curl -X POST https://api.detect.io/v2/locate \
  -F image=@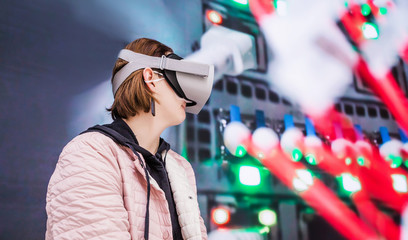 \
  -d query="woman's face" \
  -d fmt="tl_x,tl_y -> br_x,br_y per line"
153,71 -> 187,126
